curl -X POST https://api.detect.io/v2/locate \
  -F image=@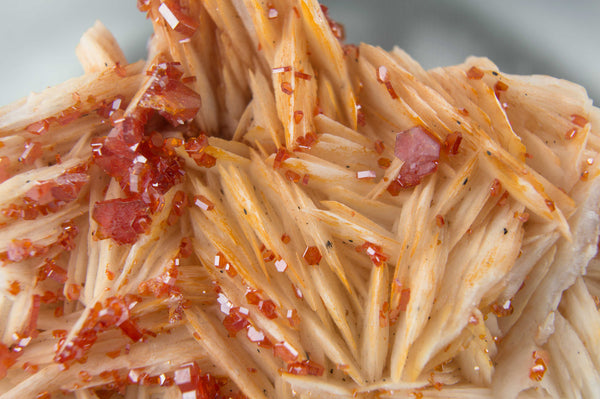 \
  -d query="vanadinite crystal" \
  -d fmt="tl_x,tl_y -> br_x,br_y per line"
92,198 -> 151,245
158,0 -> 199,38
24,165 -> 89,209
303,246 -> 322,265
54,296 -> 143,364
287,359 -> 324,376
392,126 -> 441,189
222,307 -> 250,336
140,61 -> 201,125
174,362 -> 222,399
